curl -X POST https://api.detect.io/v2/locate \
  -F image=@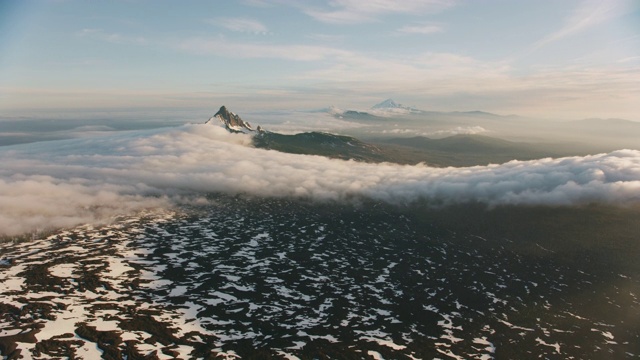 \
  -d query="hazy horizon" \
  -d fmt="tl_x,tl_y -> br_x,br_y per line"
1,0 -> 639,120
